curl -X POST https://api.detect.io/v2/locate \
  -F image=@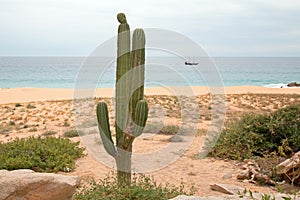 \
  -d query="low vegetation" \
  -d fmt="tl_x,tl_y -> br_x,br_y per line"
0,136 -> 85,172
42,130 -> 57,136
63,129 -> 81,138
75,173 -> 195,200
210,104 -> 300,160
15,103 -> 22,107
143,123 -> 194,135
26,103 -> 36,109
210,104 -> 300,190
237,189 -> 297,200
